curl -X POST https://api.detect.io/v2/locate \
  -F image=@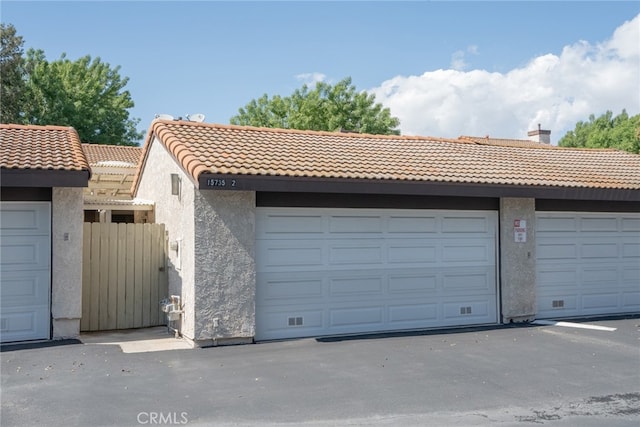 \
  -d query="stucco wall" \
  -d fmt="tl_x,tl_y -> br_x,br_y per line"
135,137 -> 196,339
193,190 -> 256,345
500,197 -> 536,322
51,187 -> 84,338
